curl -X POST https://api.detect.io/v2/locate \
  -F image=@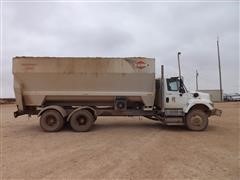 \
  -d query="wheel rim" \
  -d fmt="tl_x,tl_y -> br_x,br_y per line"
76,116 -> 87,126
190,115 -> 203,127
46,115 -> 57,127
